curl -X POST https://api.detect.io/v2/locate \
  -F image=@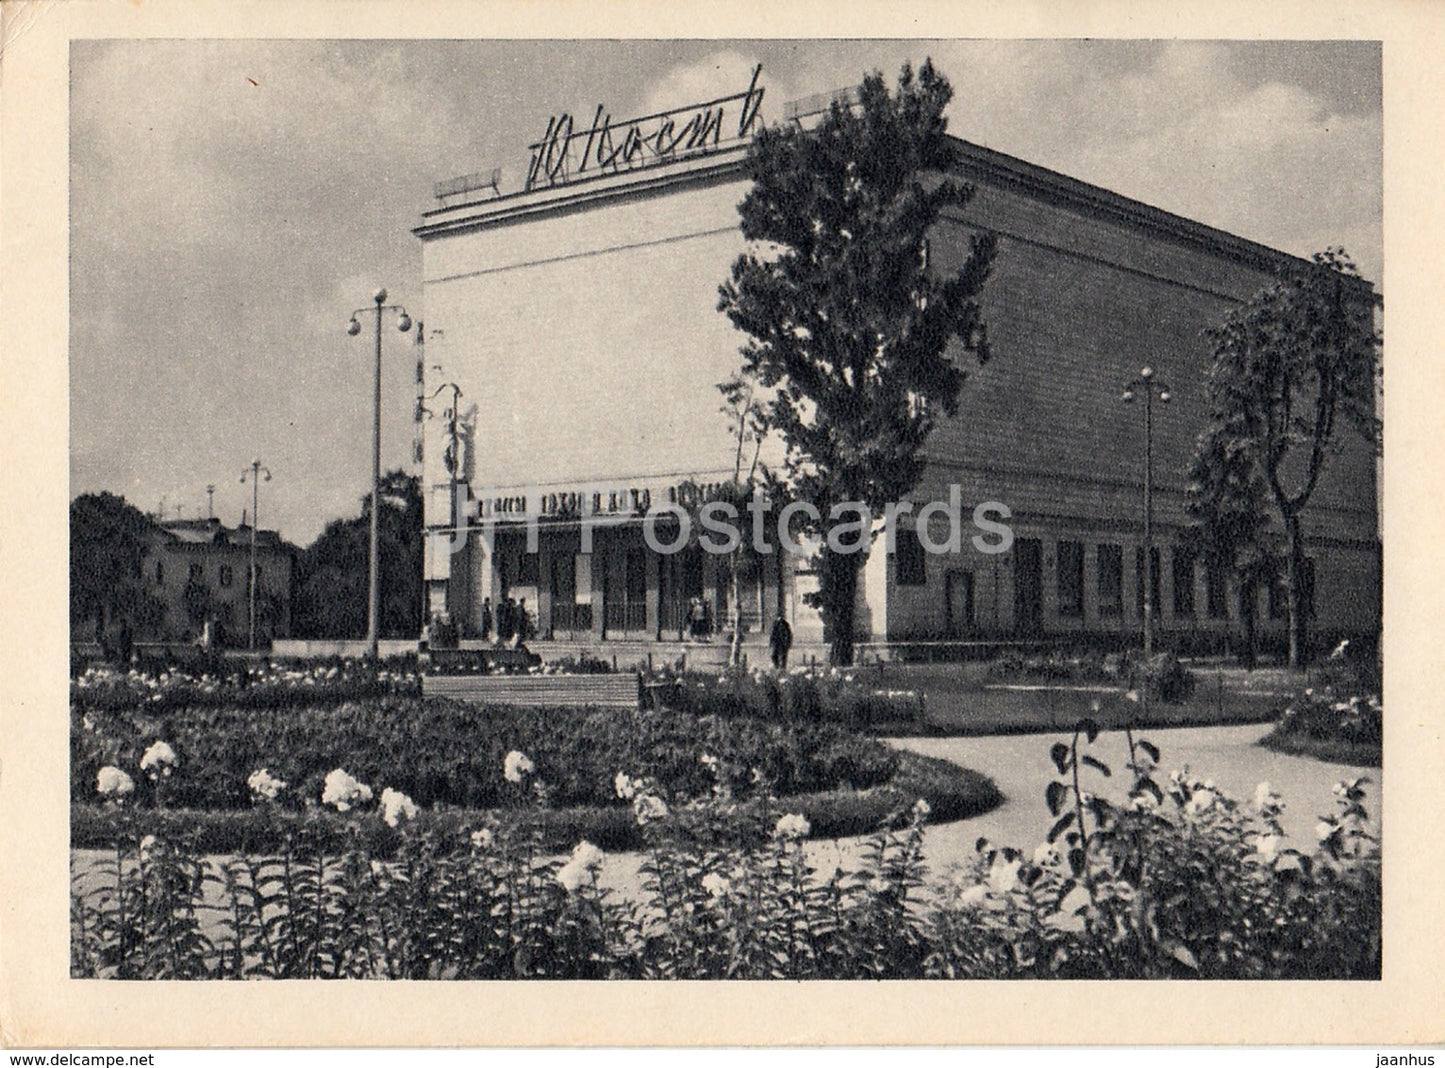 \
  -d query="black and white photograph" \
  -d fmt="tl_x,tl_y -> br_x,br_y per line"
1,0 -> 1440,1051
